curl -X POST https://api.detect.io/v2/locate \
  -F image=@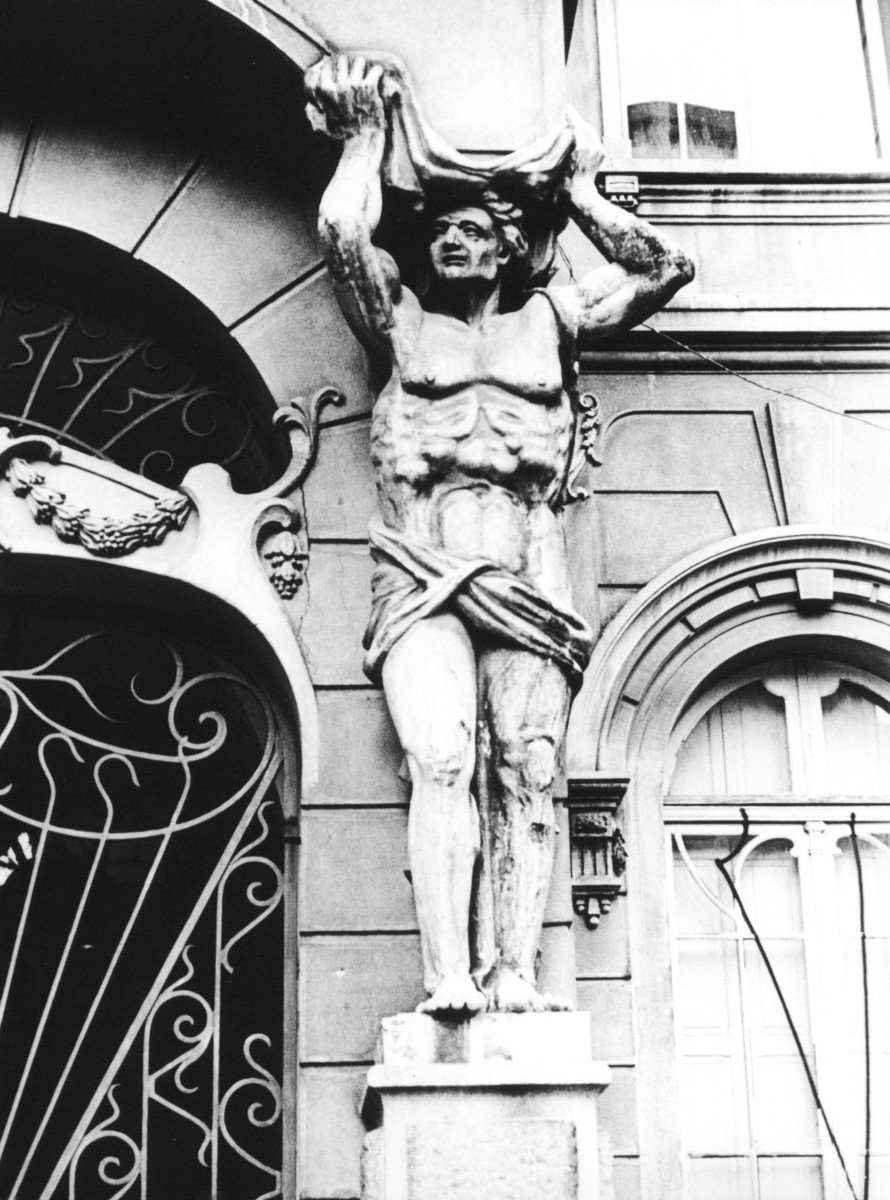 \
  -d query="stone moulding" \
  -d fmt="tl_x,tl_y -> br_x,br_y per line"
201,0 -> 329,71
567,524 -> 890,779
